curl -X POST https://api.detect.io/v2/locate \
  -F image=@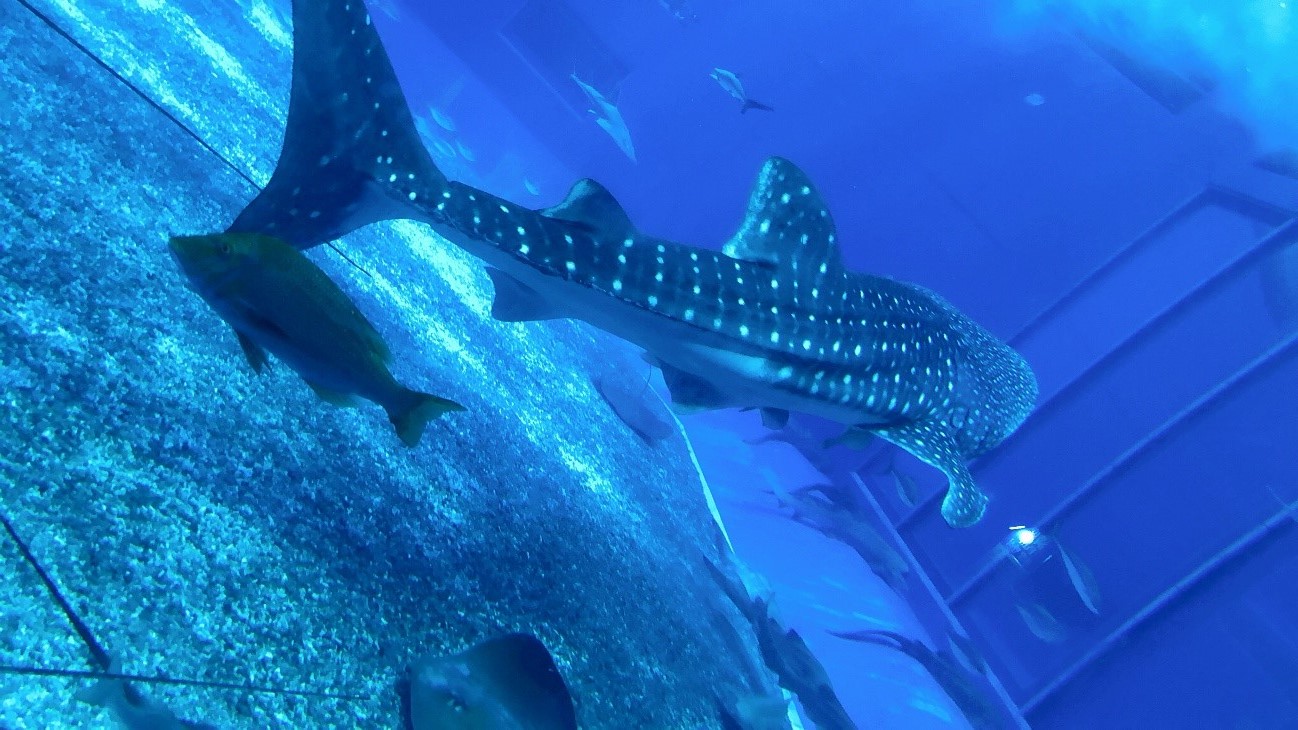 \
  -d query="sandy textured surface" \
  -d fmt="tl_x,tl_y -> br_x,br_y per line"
0,1 -> 769,726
